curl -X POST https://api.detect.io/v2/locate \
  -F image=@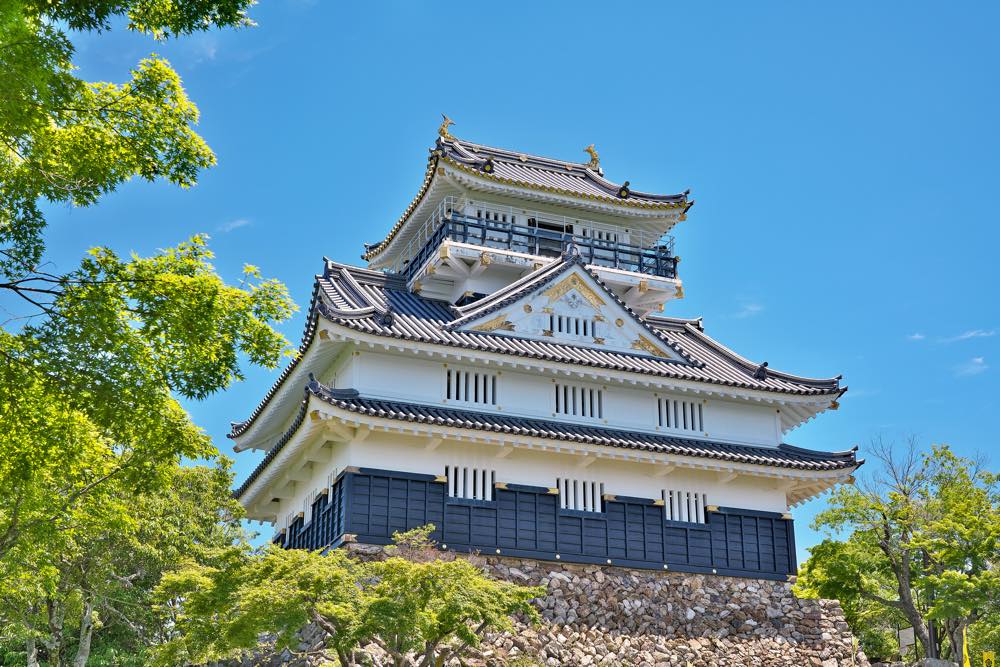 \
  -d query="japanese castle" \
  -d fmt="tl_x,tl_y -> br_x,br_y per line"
231,119 -> 861,581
